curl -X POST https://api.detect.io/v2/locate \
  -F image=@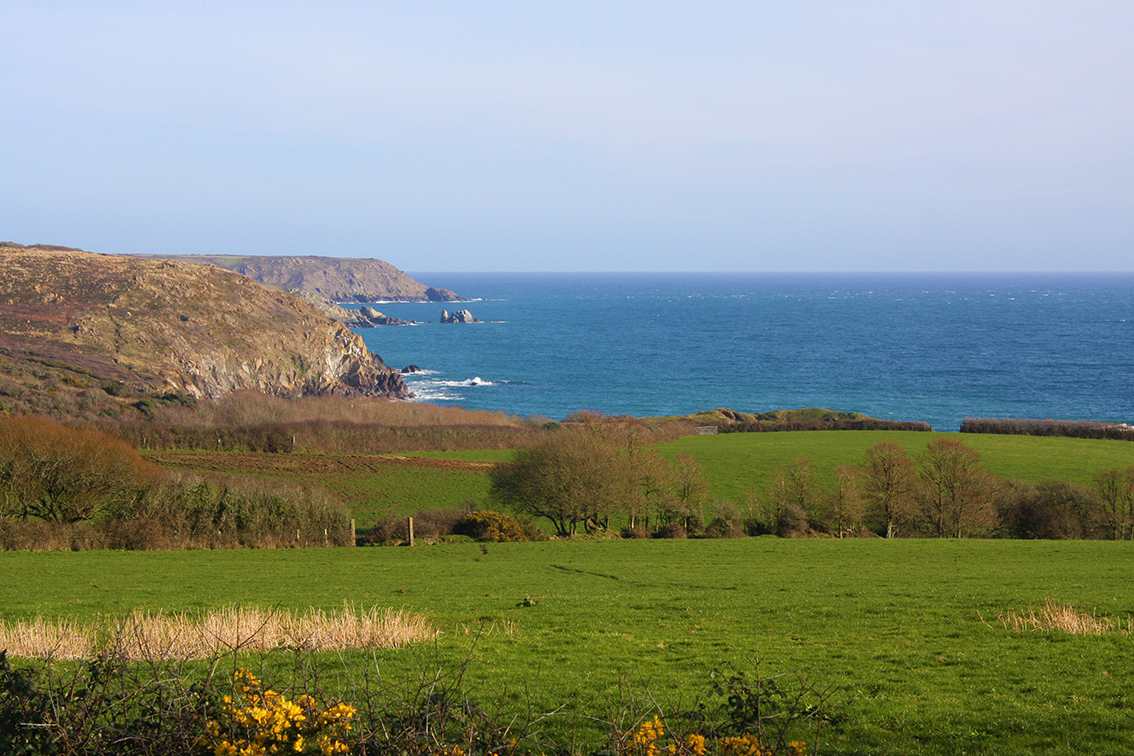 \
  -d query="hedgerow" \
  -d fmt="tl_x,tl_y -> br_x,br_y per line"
0,647 -> 829,756
0,417 -> 352,550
